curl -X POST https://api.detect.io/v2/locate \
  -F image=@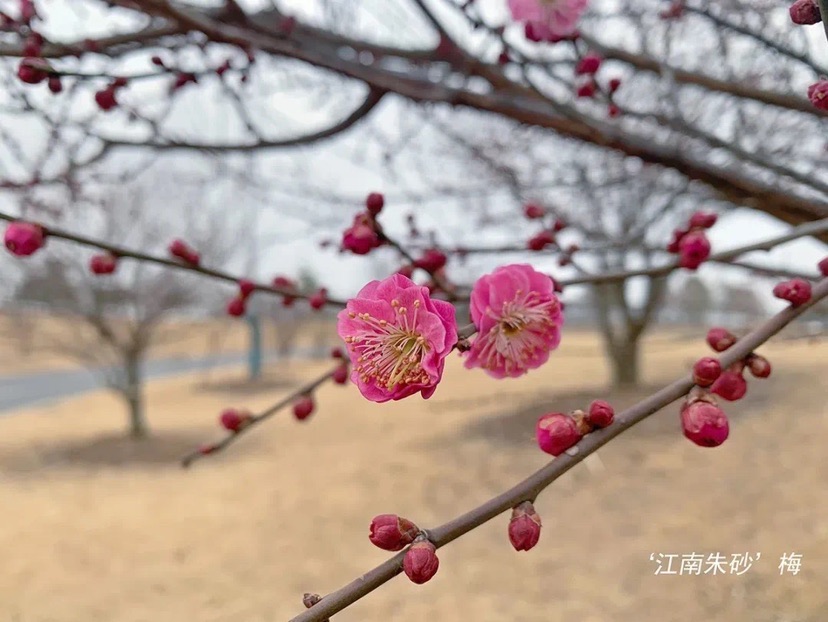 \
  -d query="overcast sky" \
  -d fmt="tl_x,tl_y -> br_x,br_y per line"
0,0 -> 825,312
